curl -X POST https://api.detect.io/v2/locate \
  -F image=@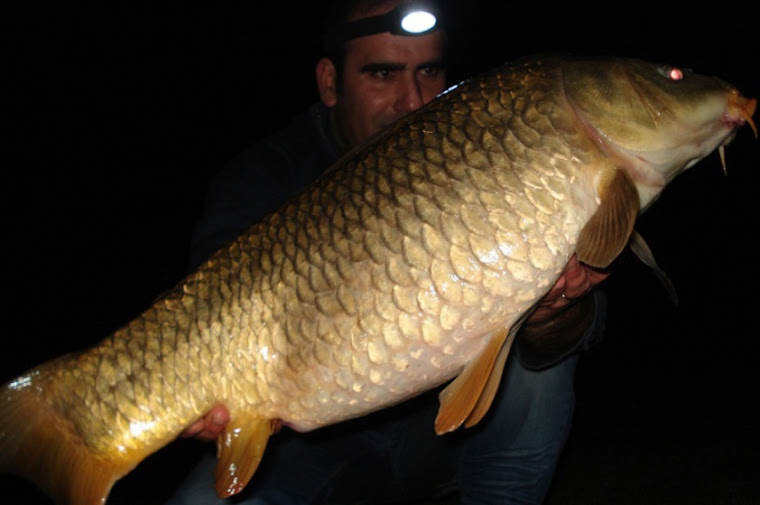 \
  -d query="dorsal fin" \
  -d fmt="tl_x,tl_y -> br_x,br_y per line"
576,169 -> 640,268
435,326 -> 516,435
